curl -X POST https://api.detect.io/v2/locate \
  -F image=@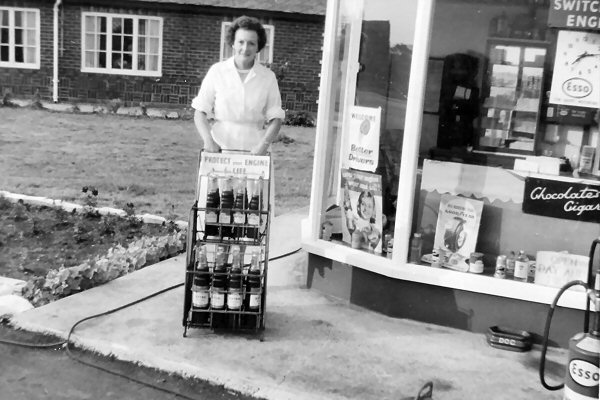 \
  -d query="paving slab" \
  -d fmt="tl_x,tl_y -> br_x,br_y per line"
8,210 -> 567,400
